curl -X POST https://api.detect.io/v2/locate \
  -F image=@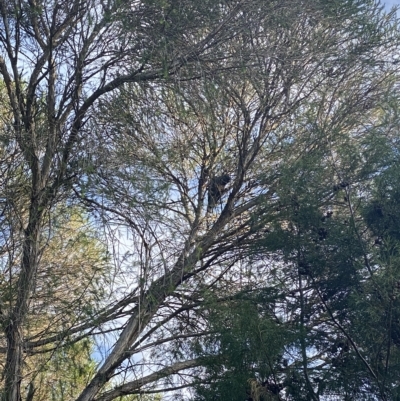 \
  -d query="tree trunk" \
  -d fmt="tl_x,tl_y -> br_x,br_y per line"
3,326 -> 22,401
3,198 -> 43,401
